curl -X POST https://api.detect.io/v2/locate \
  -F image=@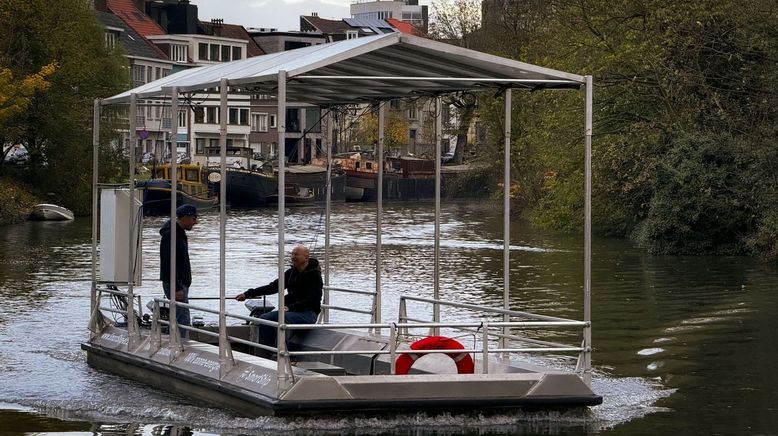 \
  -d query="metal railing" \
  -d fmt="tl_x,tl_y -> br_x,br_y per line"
95,285 -> 589,378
